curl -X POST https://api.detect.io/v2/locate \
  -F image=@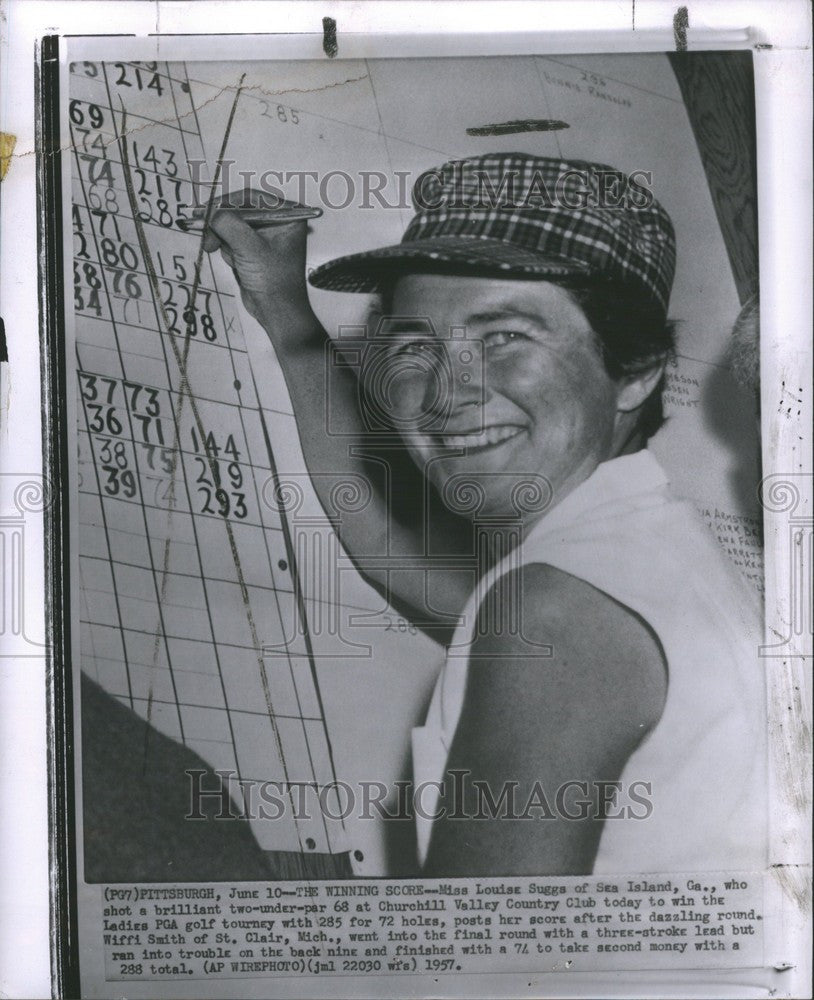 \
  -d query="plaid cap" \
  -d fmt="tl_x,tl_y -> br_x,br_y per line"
308,153 -> 676,314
